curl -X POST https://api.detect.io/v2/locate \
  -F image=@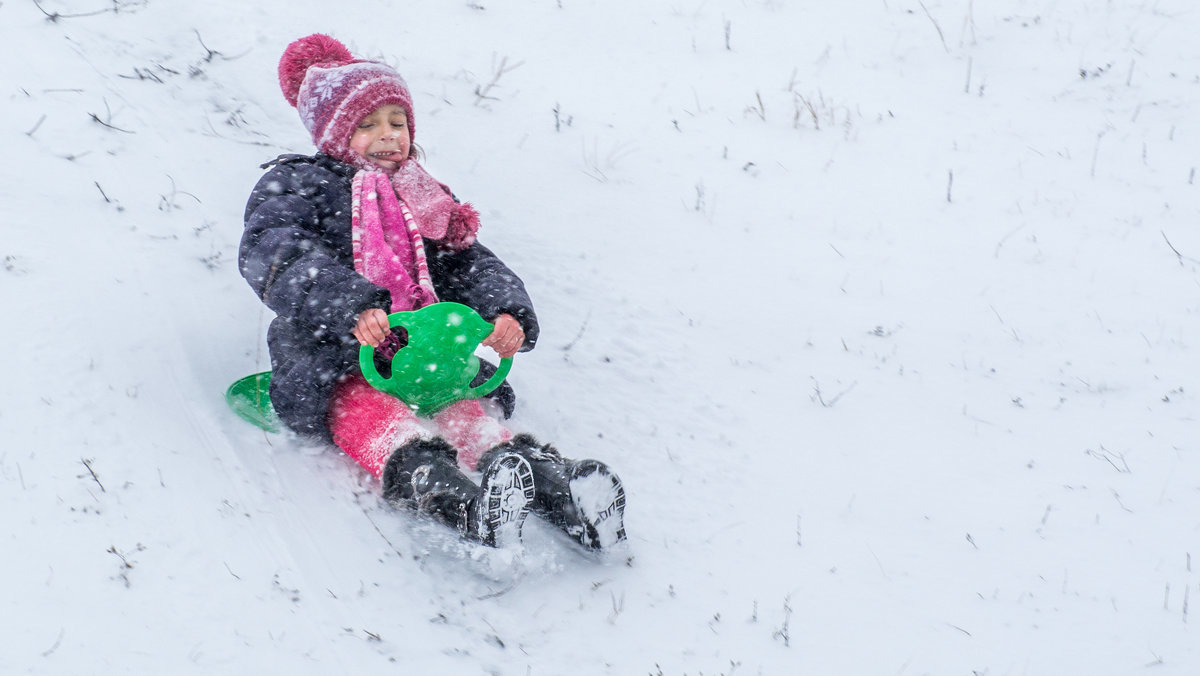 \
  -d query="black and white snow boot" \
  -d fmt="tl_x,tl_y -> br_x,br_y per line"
480,434 -> 627,550
382,437 -> 535,547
